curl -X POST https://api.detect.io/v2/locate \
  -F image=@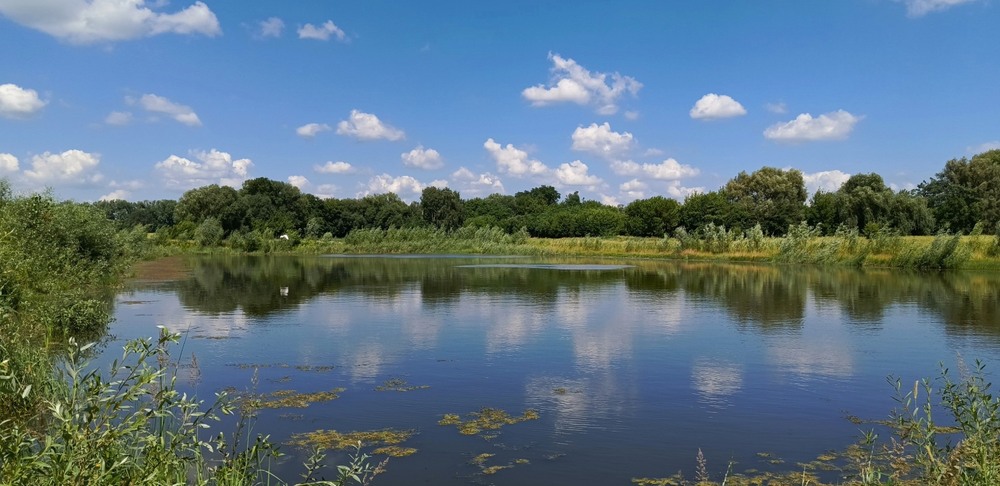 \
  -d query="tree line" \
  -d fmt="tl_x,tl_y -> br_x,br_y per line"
91,149 -> 1000,242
